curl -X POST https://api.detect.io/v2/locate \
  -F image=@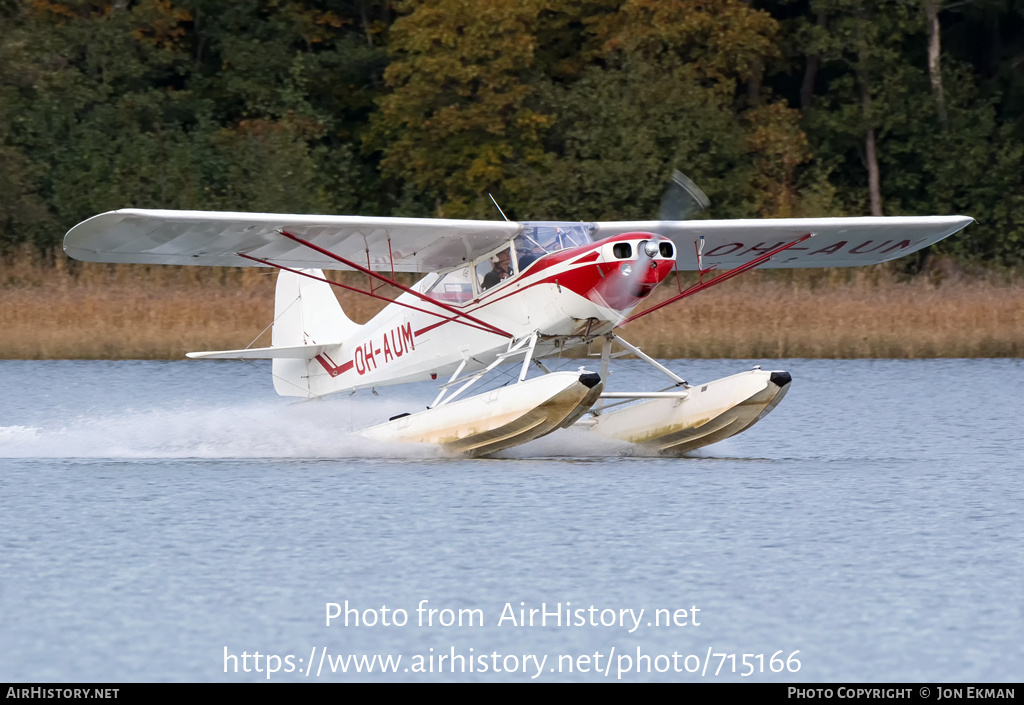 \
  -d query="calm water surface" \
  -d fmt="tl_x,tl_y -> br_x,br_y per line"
1,358 -> 1021,682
